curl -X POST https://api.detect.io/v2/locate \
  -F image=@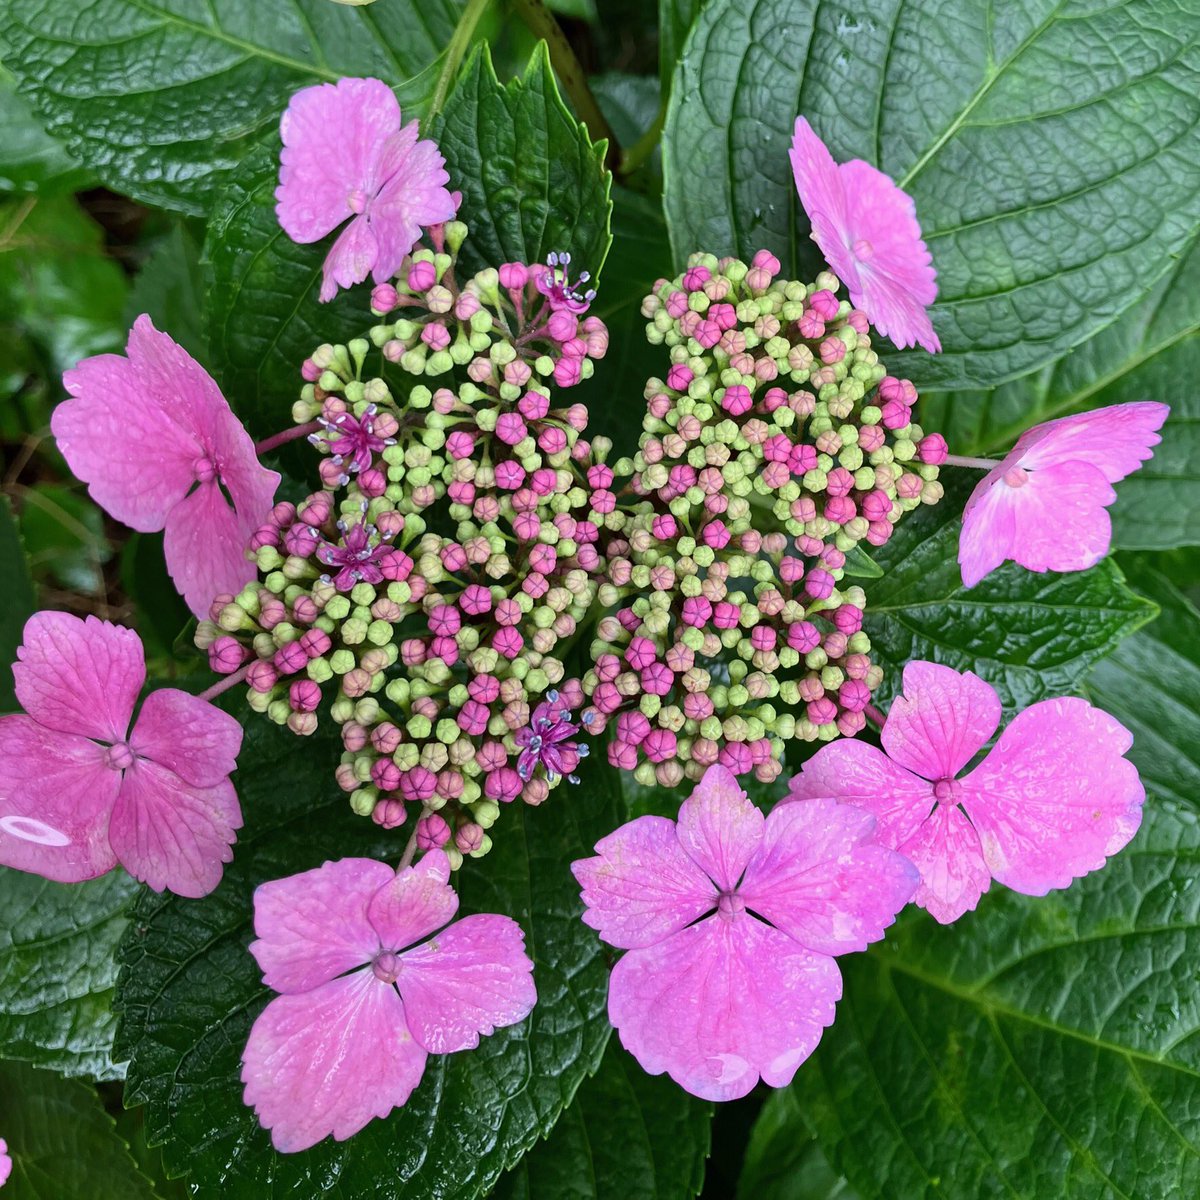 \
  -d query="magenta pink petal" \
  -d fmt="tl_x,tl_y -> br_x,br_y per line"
162,479 -> 256,620
958,469 -> 1020,588
896,804 -> 992,924
0,715 -> 119,883
739,799 -> 918,955
396,913 -> 536,1054
0,1136 -> 9,1187
1019,402 -> 1169,483
962,697 -> 1144,896
571,815 -> 715,950
789,117 -> 849,263
207,404 -> 281,550
883,661 -> 1001,781
13,612 -> 143,743
129,688 -> 242,788
370,133 -> 456,284
108,761 -> 241,898
675,764 -> 764,892
249,858 -> 395,994
366,850 -> 459,951
241,971 -> 425,1153
320,213 -> 379,302
608,916 -> 841,1102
